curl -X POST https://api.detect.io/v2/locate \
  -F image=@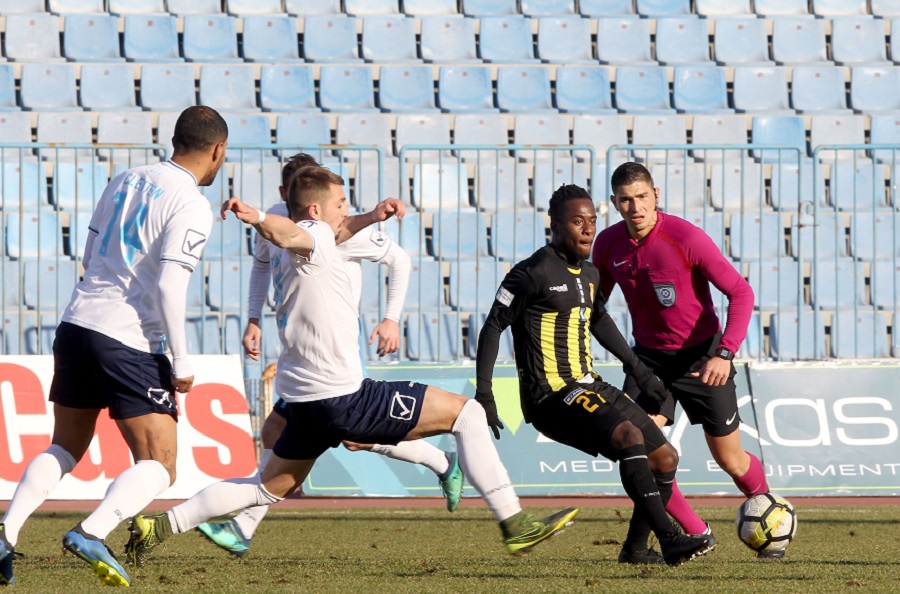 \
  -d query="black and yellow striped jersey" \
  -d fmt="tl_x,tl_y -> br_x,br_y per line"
478,245 -> 607,420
